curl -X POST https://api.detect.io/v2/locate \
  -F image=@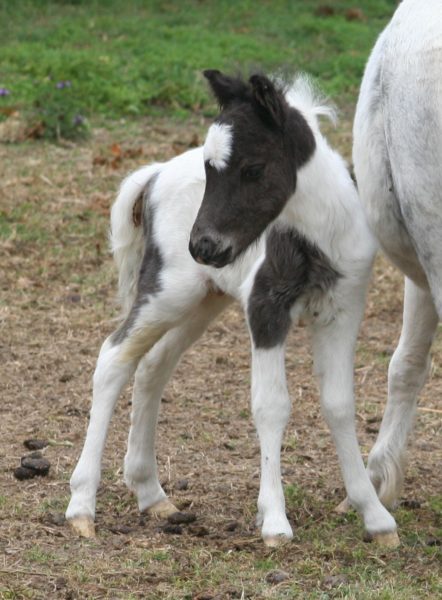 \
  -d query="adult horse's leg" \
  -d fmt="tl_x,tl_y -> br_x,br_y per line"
124,293 -> 231,517
311,311 -> 399,547
251,344 -> 293,546
367,278 -> 438,506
